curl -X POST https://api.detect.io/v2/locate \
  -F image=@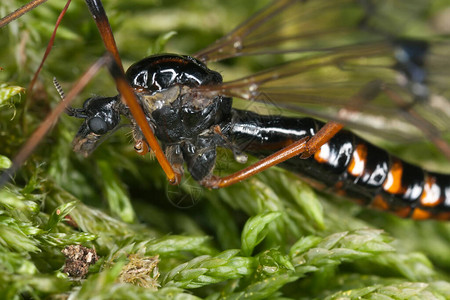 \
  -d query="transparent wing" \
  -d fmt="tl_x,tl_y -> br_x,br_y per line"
193,42 -> 450,155
193,0 -> 433,62
192,0 -> 450,157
